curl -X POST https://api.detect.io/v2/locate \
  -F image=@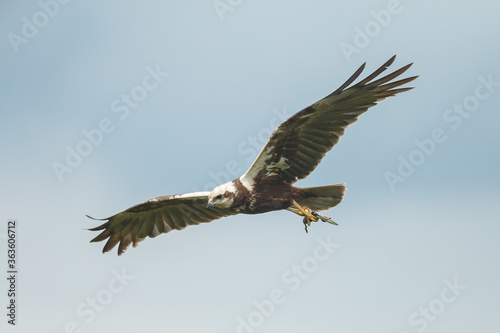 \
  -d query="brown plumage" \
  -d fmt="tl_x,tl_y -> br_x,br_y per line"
88,55 -> 417,255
